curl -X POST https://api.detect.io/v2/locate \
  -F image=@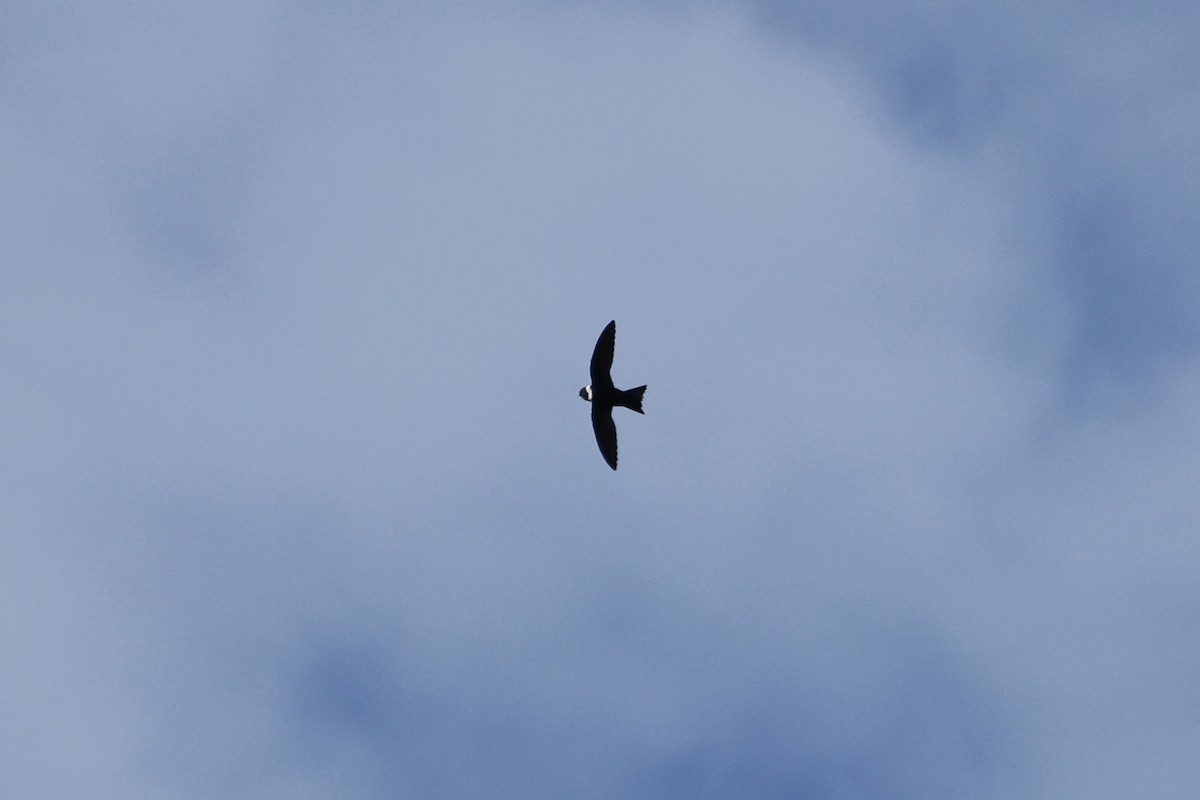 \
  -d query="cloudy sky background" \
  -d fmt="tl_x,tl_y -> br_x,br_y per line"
4,1 -> 1199,797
